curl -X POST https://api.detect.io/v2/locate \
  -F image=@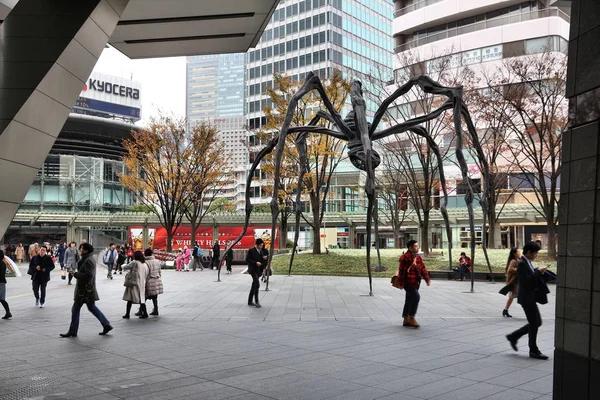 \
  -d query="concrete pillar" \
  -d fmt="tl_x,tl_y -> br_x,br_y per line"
348,224 -> 355,249
67,224 -> 75,243
0,0 -> 130,239
142,225 -> 149,249
554,2 -> 600,398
